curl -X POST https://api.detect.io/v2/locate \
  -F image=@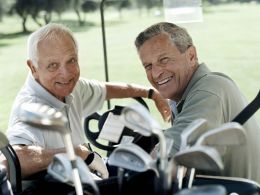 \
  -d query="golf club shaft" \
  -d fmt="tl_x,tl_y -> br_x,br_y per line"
177,166 -> 184,189
157,130 -> 167,170
63,133 -> 83,195
188,168 -> 195,188
156,130 -> 169,193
